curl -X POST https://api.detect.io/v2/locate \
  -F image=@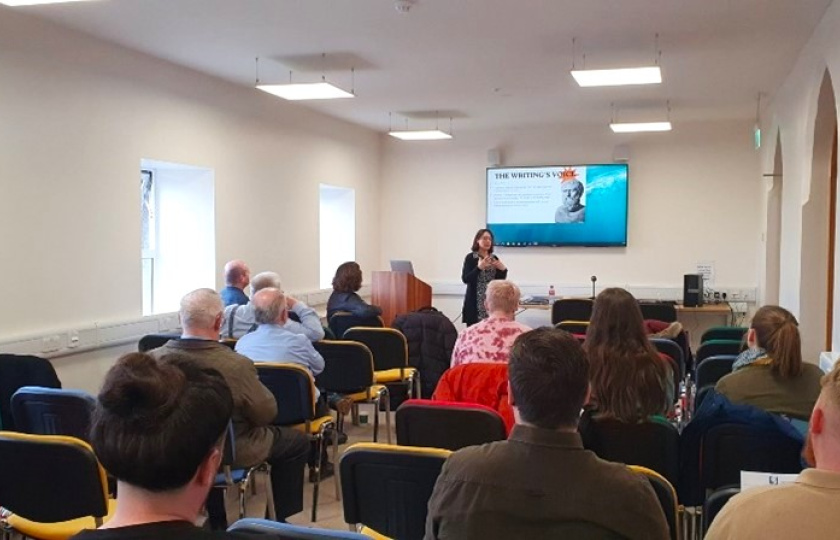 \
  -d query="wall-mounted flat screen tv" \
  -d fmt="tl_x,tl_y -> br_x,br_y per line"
486,164 -> 629,247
